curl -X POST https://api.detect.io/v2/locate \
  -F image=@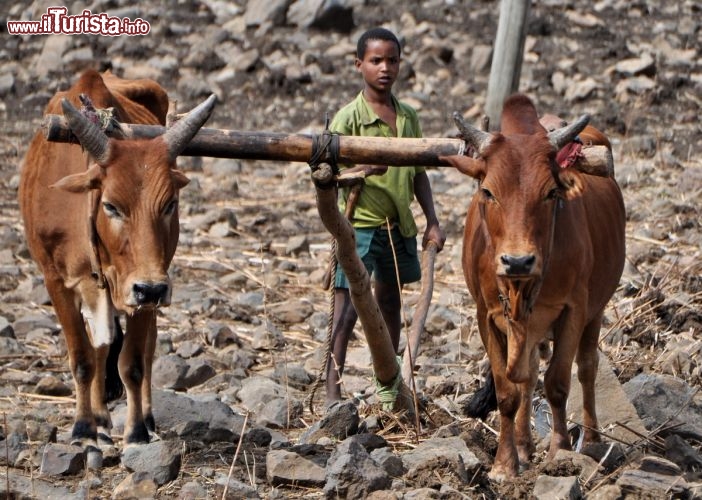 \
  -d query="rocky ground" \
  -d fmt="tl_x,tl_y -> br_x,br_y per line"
1,0 -> 701,498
